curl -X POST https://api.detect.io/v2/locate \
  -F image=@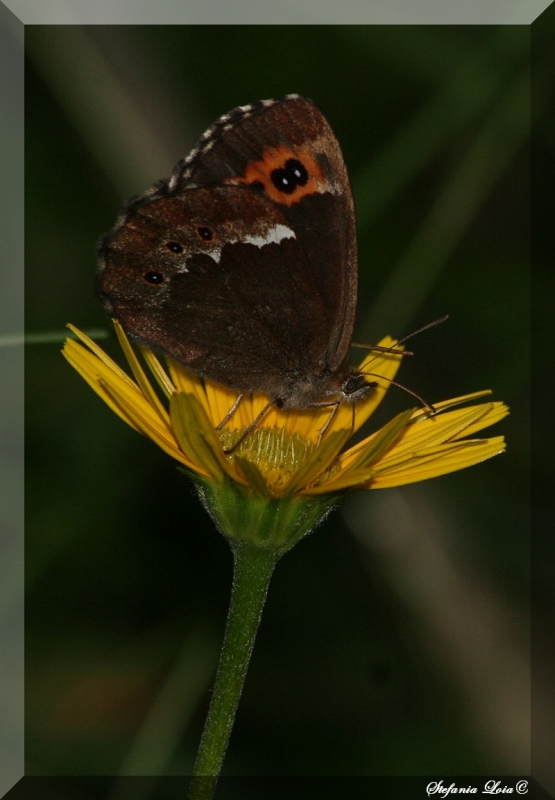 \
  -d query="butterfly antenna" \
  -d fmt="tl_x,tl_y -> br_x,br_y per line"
396,315 -> 449,347
351,341 -> 414,356
352,315 -> 449,357
362,371 -> 437,413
